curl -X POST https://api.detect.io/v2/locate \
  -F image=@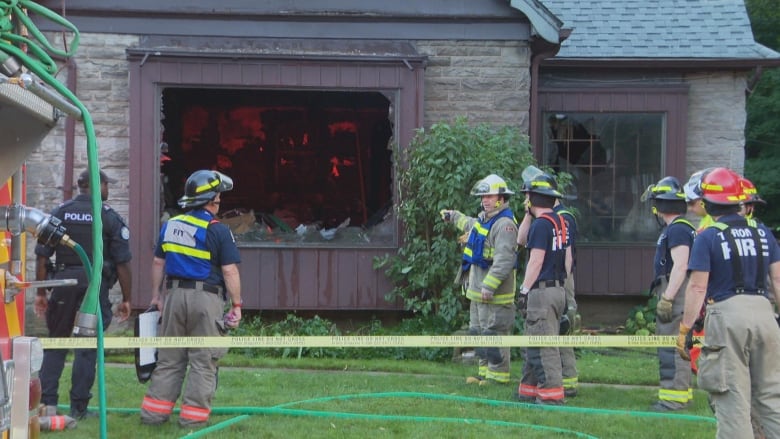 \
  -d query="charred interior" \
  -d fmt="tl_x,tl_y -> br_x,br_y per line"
160,88 -> 395,245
